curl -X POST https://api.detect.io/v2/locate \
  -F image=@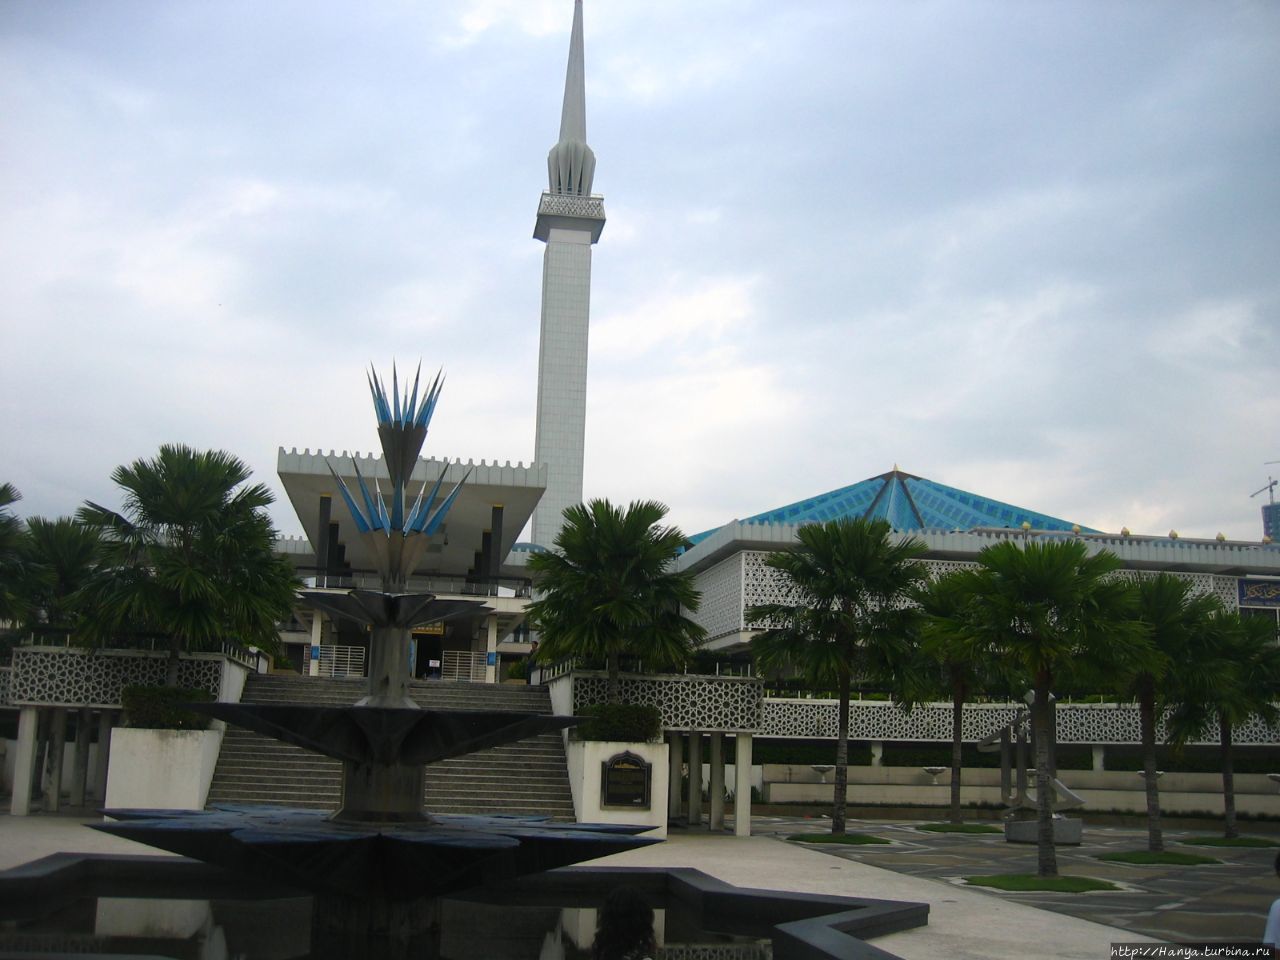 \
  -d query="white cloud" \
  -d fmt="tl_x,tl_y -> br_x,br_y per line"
593,276 -> 758,358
